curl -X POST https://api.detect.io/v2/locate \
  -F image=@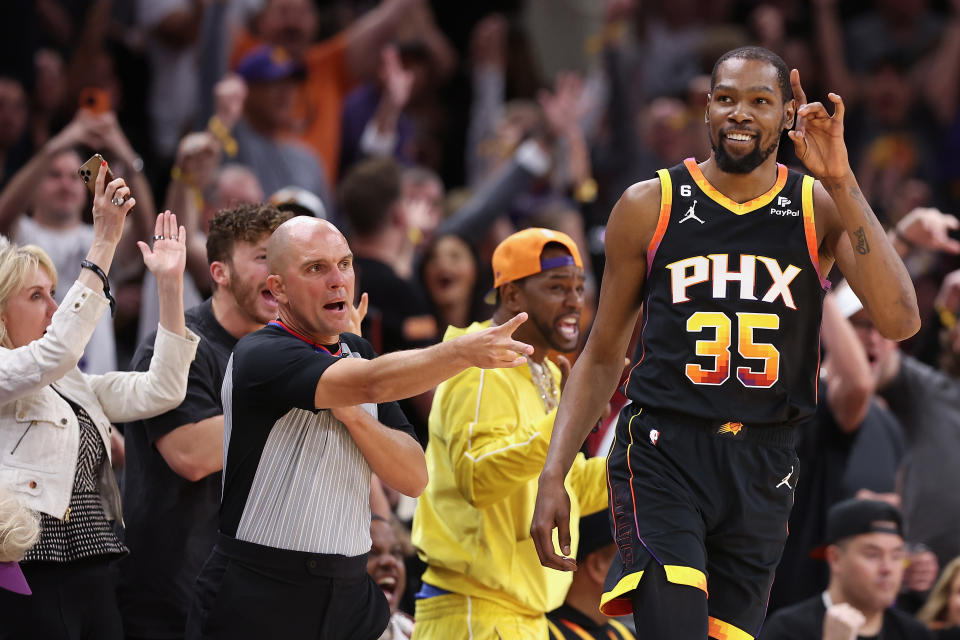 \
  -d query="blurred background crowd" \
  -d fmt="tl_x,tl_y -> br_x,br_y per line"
1,0 -> 960,637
